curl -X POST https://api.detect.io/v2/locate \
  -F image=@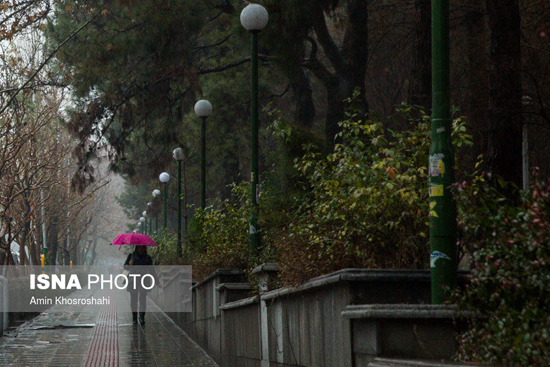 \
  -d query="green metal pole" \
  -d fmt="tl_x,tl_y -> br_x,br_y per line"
249,30 -> 261,256
430,0 -> 457,304
156,214 -> 159,235
163,183 -> 168,233
183,159 -> 189,241
201,117 -> 206,210
178,159 -> 182,257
